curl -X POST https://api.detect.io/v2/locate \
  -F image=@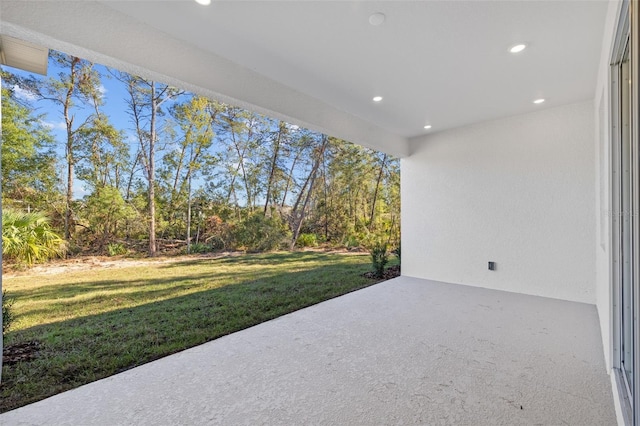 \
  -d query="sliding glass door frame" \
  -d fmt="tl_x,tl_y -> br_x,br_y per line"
611,1 -> 640,425
612,1 -> 640,424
